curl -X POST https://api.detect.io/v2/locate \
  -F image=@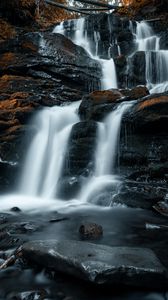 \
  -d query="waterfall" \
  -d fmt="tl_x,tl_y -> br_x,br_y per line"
53,18 -> 118,90
53,21 -> 65,35
79,101 -> 134,204
136,21 -> 160,51
19,102 -> 80,199
95,102 -> 133,176
134,21 -> 168,93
